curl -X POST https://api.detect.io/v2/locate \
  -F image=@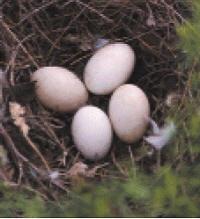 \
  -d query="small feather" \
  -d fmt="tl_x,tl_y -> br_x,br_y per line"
94,38 -> 110,50
149,118 -> 160,135
144,120 -> 176,150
